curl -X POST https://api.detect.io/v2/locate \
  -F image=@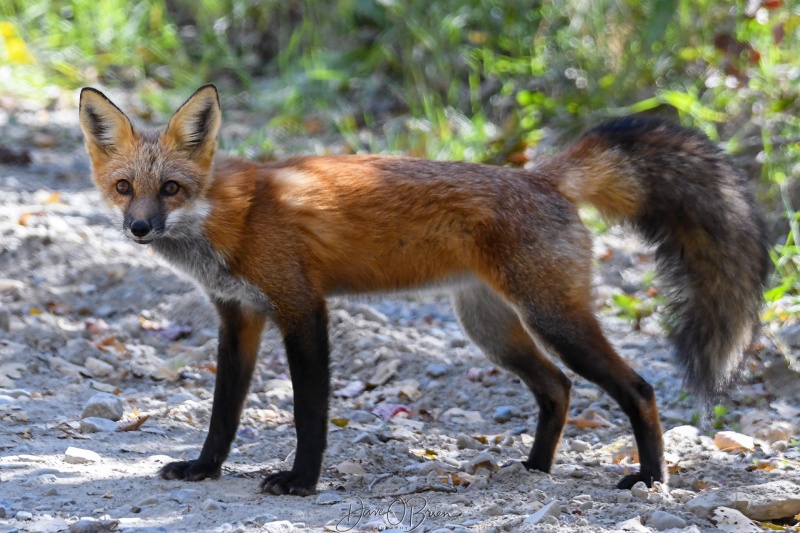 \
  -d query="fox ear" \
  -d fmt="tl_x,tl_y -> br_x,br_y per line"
79,88 -> 136,160
164,84 -> 221,166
